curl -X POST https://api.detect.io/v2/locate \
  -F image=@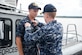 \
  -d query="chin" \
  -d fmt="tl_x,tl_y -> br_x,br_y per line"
32,16 -> 36,18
